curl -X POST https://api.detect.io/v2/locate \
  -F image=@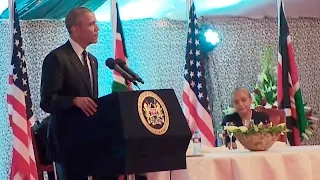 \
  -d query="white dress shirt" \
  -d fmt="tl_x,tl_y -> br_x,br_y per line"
69,38 -> 93,93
